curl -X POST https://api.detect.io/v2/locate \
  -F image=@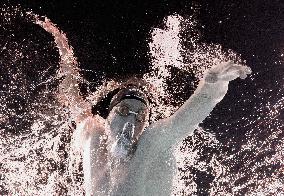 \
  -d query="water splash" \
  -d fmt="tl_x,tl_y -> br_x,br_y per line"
0,6 -> 84,195
0,5 -> 283,196
145,14 -> 243,121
